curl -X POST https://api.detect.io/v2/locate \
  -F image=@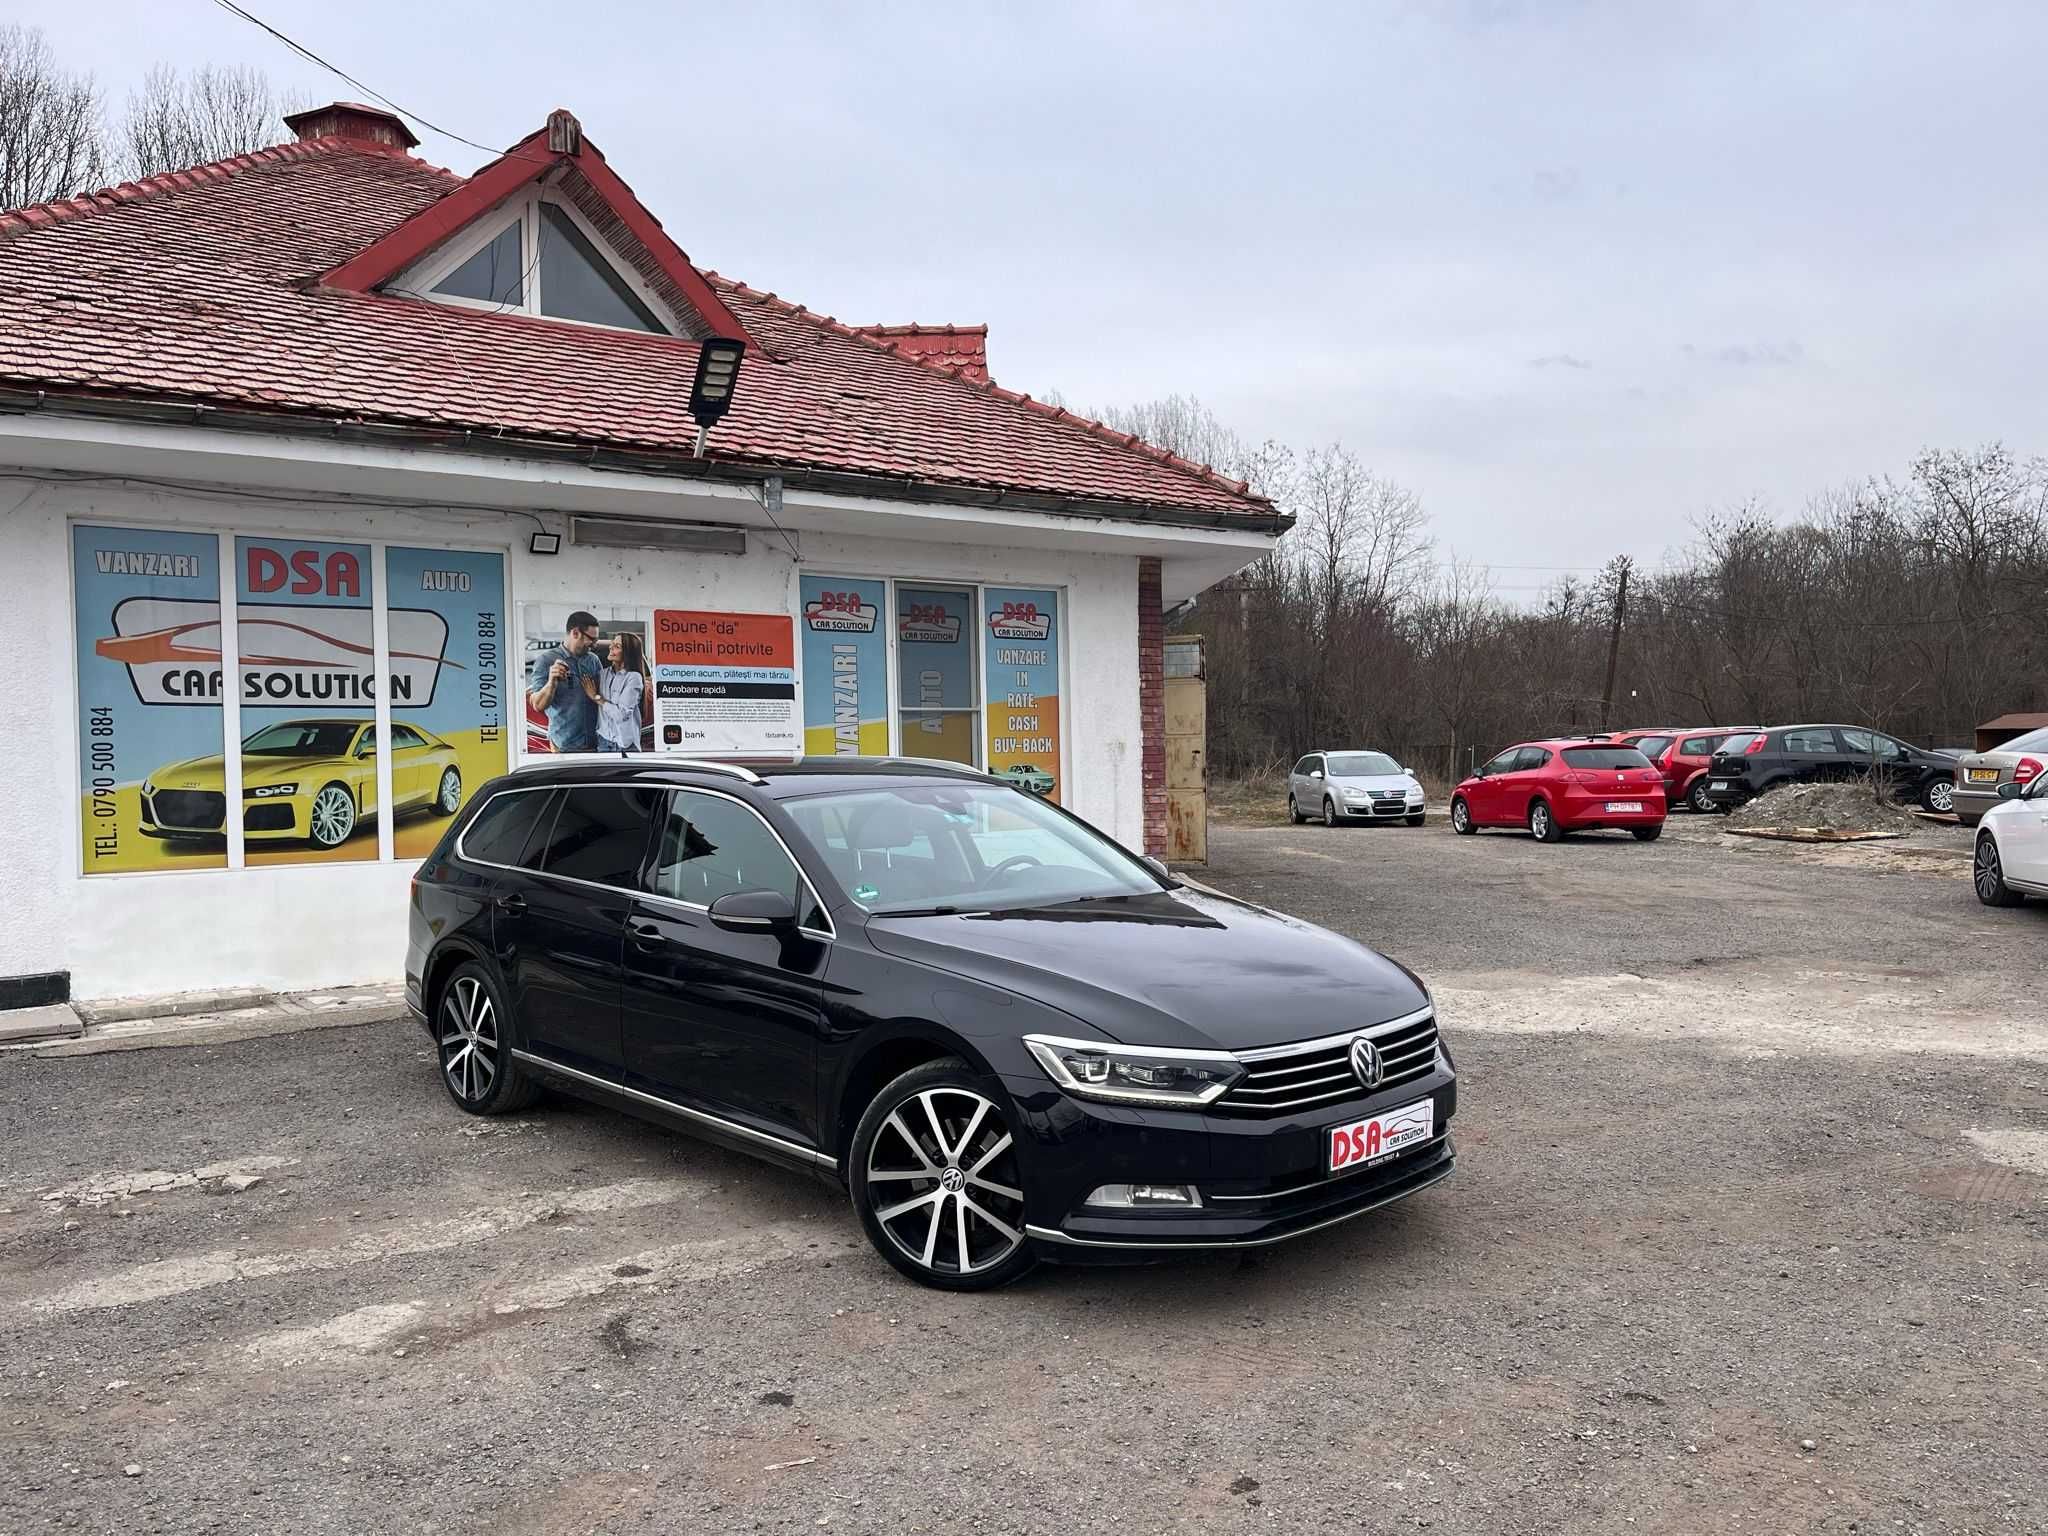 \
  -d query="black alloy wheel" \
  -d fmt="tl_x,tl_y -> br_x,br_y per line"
435,963 -> 541,1114
1974,834 -> 2025,907
850,1059 -> 1035,1291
